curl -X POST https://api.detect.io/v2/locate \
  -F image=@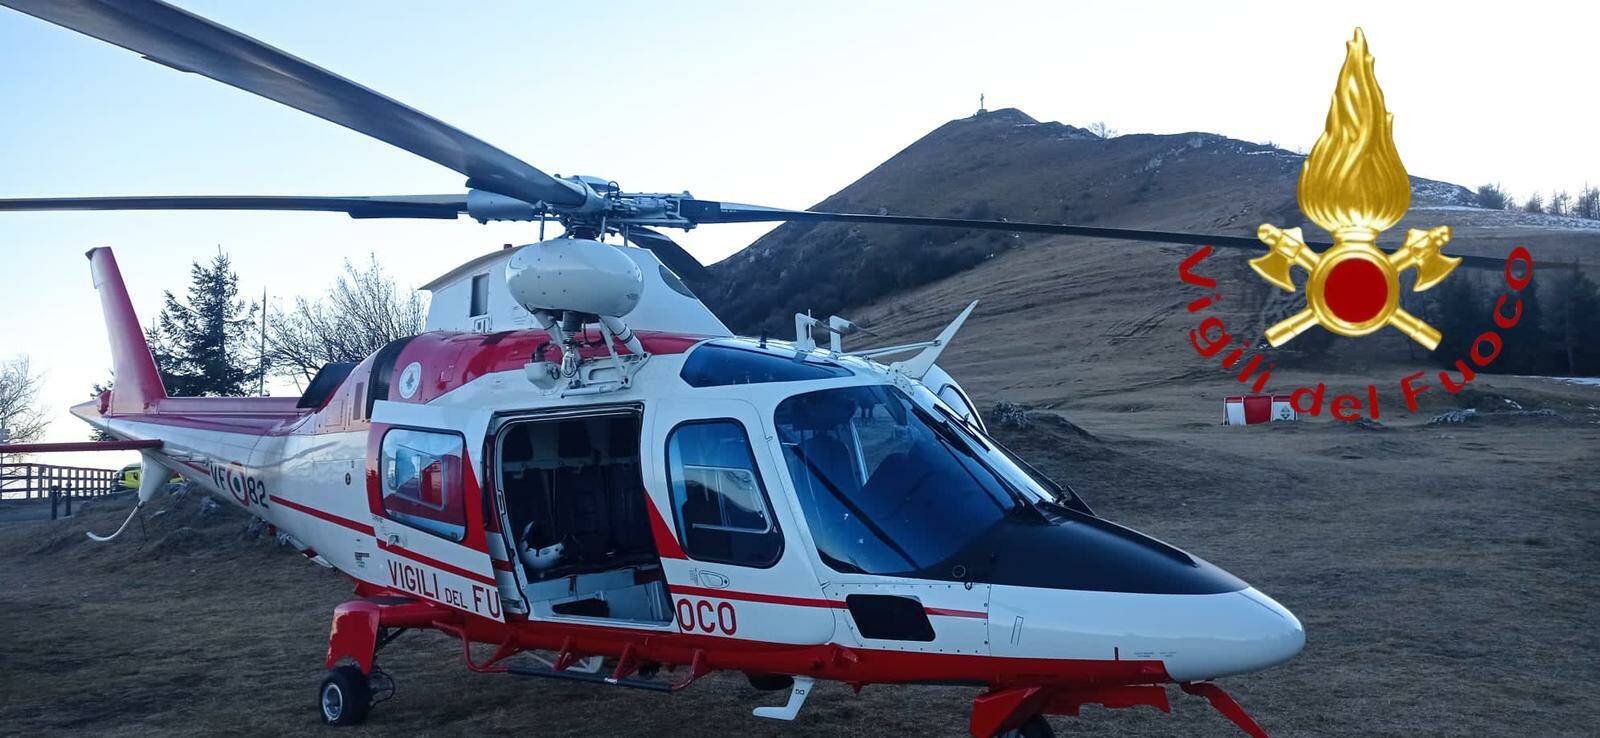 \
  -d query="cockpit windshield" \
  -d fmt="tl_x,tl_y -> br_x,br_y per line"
775,384 -> 1057,577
